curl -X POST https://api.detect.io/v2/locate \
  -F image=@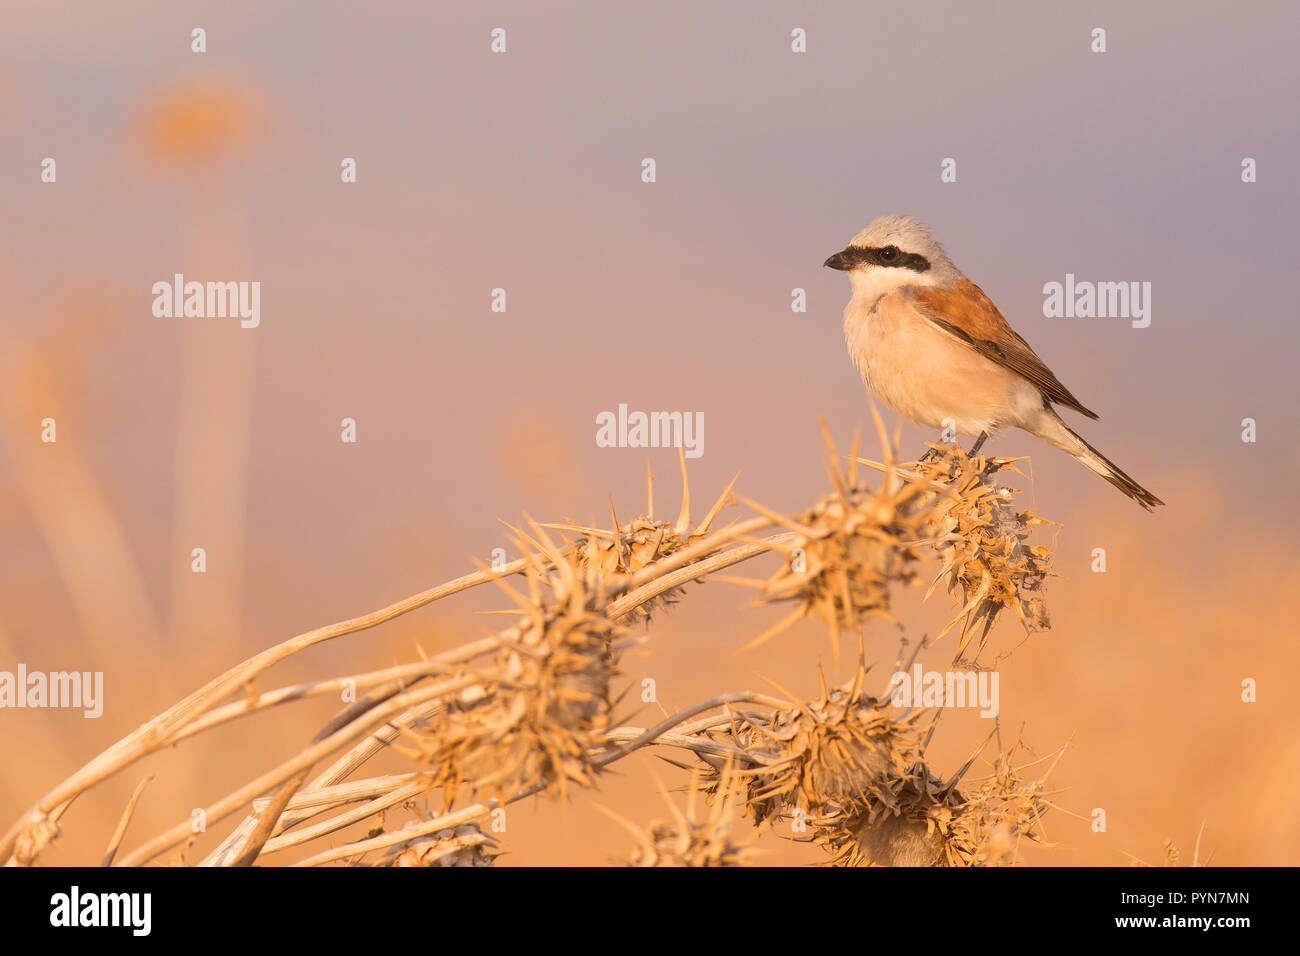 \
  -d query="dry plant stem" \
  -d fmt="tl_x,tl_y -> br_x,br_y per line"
209,660 -> 530,862
100,776 -> 153,867
252,718 -> 769,861
220,679 -> 433,864
258,781 -> 431,855
251,774 -> 419,814
224,670 -> 448,866
284,701 -> 440,823
600,729 -> 762,763
114,675 -> 479,866
0,558 -> 537,863
25,625 -> 503,863
202,694 -> 448,865
231,769 -> 310,867
173,658 -> 471,743
607,532 -> 800,619
290,802 -> 495,867
595,694 -> 789,768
